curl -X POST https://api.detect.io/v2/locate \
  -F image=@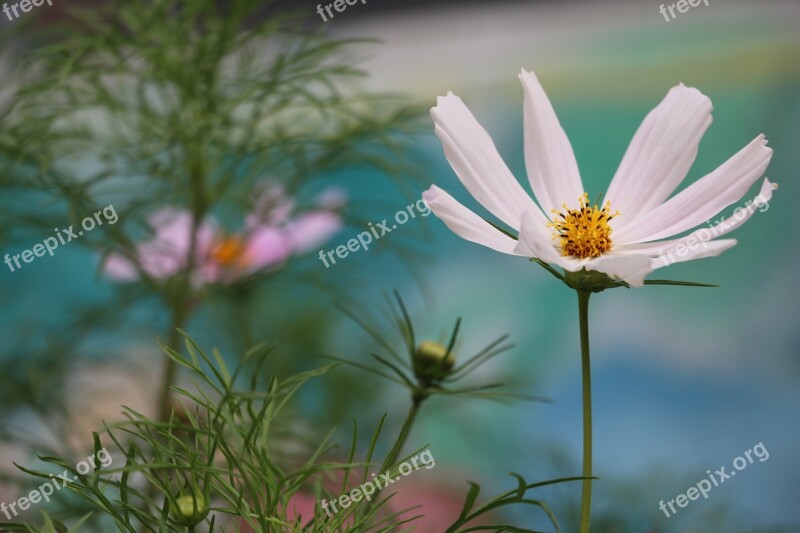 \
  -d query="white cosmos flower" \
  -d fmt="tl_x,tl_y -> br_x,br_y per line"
423,70 -> 776,288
